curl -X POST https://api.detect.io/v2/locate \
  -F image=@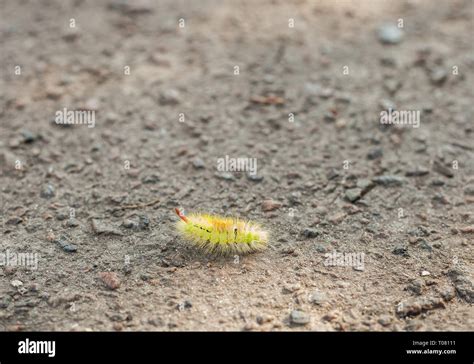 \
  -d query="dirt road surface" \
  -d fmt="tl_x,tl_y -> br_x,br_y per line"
0,0 -> 473,331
